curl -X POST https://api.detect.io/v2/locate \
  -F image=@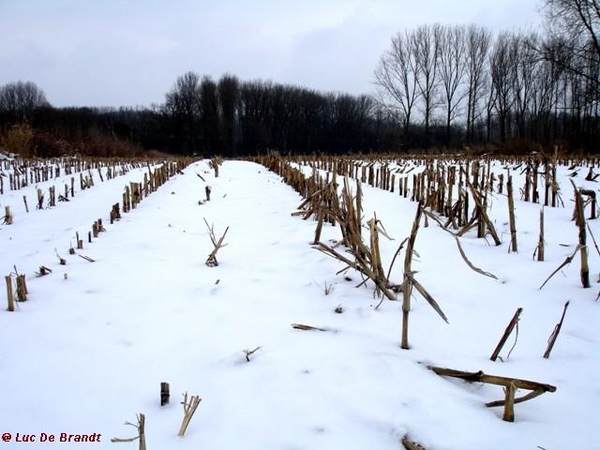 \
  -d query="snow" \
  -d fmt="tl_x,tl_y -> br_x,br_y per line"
0,158 -> 598,449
